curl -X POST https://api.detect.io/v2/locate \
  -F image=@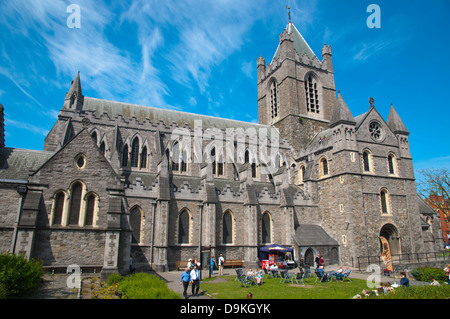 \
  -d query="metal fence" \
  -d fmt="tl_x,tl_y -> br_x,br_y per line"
357,251 -> 450,271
